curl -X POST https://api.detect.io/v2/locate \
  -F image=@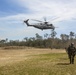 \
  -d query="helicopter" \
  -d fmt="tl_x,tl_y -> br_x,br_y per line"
23,18 -> 56,30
